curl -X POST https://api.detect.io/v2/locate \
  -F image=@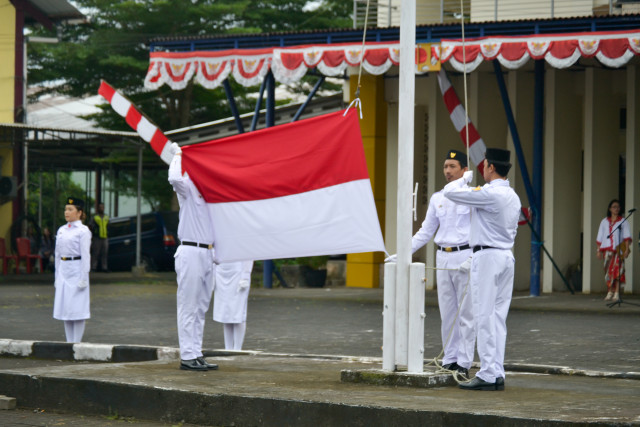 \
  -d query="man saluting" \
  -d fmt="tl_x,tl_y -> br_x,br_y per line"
443,148 -> 521,391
